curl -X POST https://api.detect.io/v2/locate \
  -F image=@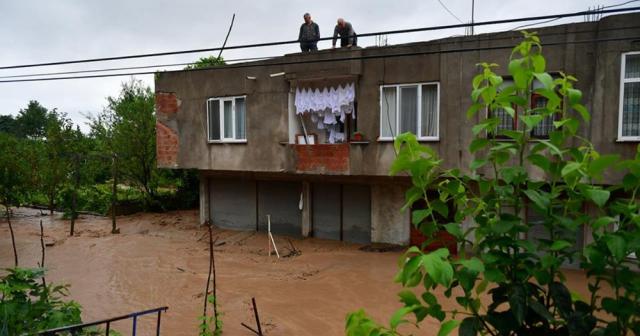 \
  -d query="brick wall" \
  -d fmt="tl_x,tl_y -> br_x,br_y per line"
156,122 -> 179,167
156,92 -> 179,115
295,144 -> 349,173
